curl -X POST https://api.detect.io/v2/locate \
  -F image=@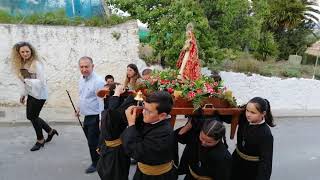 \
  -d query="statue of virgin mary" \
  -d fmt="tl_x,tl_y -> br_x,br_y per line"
176,23 -> 201,80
